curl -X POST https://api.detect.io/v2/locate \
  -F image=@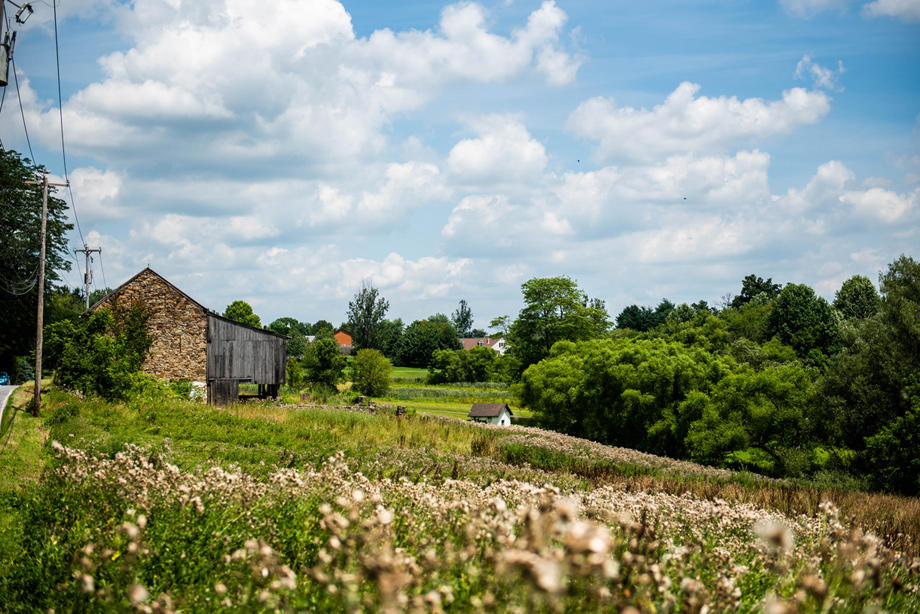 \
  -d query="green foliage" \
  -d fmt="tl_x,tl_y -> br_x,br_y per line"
286,331 -> 308,358
730,274 -> 782,309
0,149 -> 74,369
222,300 -> 261,328
268,317 -> 310,336
615,299 -> 676,332
834,275 -> 880,319
352,349 -> 391,396
863,378 -> 920,495
427,346 -> 498,384
397,318 -> 461,367
285,356 -> 305,388
720,298 -> 773,344
310,319 -> 335,338
376,318 -> 404,359
509,276 -> 609,368
879,254 -> 920,361
346,282 -> 390,351
45,303 -> 153,400
451,299 -> 474,337
767,283 -> 839,357
685,363 -> 816,476
301,337 -> 345,387
519,337 -> 734,457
